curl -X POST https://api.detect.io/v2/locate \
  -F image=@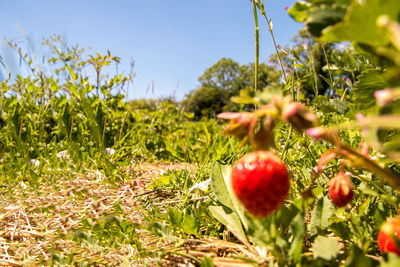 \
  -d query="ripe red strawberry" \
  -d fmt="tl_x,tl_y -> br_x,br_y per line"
231,151 -> 290,218
378,217 -> 400,256
328,172 -> 354,207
